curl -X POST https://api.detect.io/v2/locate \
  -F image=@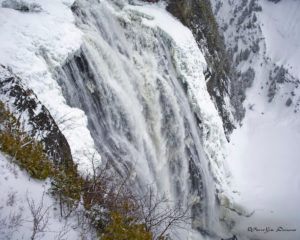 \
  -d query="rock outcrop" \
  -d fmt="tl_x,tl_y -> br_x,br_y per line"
0,65 -> 73,167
